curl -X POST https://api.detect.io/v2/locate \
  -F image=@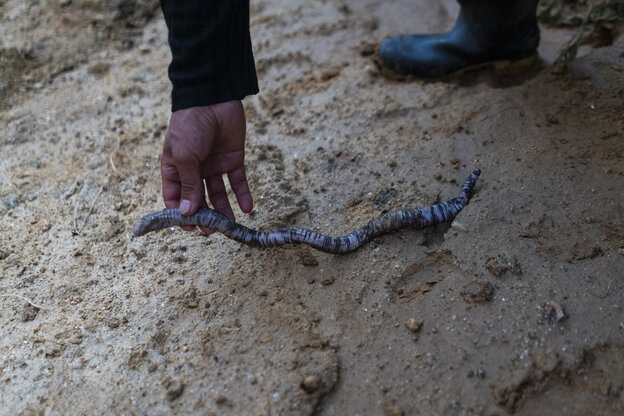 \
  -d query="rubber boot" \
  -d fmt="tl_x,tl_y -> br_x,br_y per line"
378,0 -> 540,78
